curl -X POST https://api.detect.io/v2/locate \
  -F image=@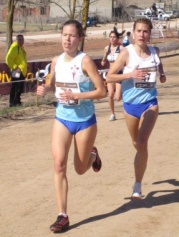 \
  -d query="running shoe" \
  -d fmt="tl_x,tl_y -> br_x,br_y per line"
109,114 -> 116,121
49,215 -> 69,233
131,182 -> 143,200
92,146 -> 102,172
